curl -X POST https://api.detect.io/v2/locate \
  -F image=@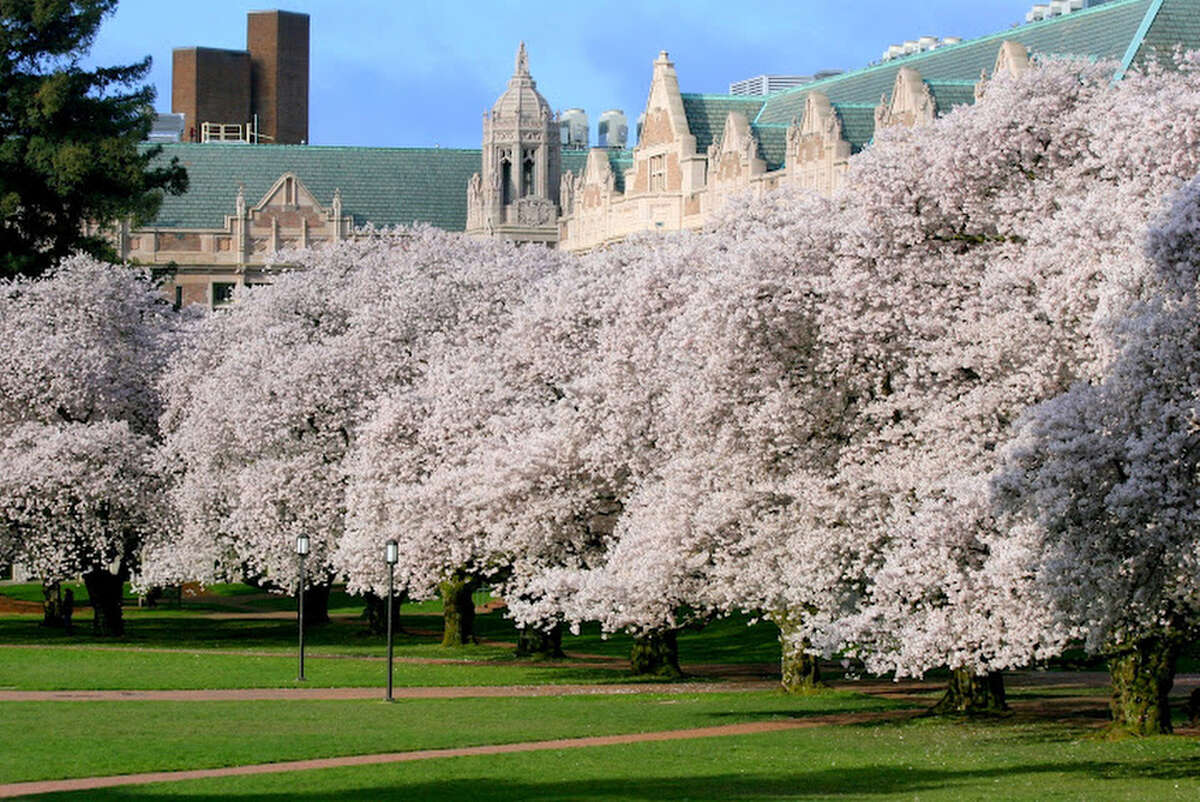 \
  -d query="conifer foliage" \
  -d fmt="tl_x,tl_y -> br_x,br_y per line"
0,0 -> 187,278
